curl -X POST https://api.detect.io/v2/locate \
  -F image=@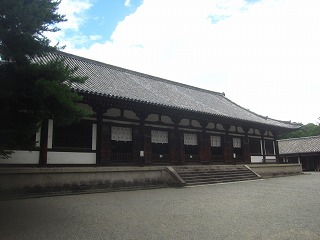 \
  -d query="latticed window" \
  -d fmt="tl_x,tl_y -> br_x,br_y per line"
233,137 -> 242,156
184,133 -> 198,156
210,136 -> 221,147
184,133 -> 198,145
111,126 -> 133,158
211,135 -> 223,155
151,130 -> 168,144
233,138 -> 241,148
111,126 -> 132,142
151,130 -> 169,155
